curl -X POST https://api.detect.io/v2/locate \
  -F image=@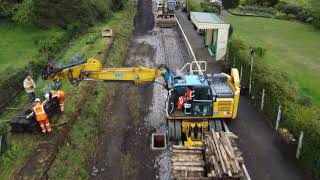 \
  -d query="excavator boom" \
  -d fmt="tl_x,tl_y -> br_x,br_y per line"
42,58 -> 171,86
